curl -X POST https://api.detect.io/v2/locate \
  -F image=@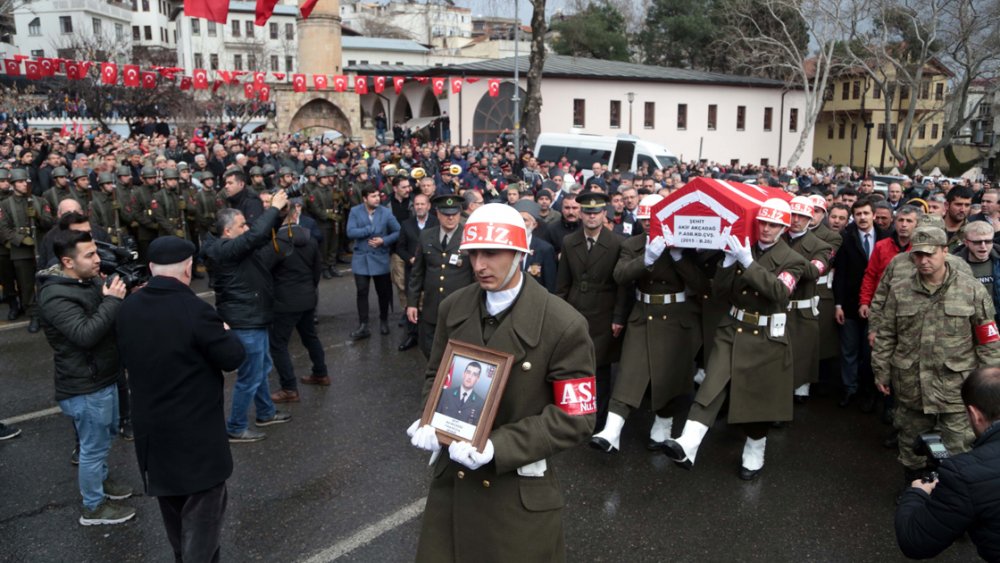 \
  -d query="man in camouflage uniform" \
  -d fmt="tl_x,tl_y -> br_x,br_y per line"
0,169 -> 55,331
129,165 -> 162,262
153,168 -> 187,239
306,167 -> 343,278
89,173 -> 129,246
873,226 -> 1000,485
